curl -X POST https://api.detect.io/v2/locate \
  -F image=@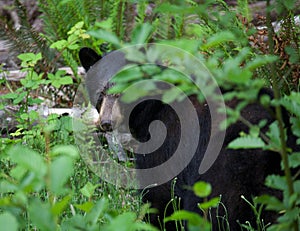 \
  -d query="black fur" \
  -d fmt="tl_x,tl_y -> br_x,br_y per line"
79,47 -> 102,71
